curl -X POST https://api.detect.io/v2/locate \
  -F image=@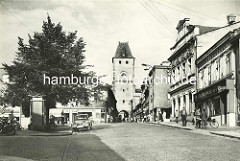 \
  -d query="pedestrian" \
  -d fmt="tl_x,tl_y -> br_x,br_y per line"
180,107 -> 187,126
159,111 -> 163,122
195,108 -> 201,128
175,110 -> 179,124
201,109 -> 208,128
142,115 -> 146,123
191,110 -> 195,125
148,114 -> 152,122
162,111 -> 166,122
